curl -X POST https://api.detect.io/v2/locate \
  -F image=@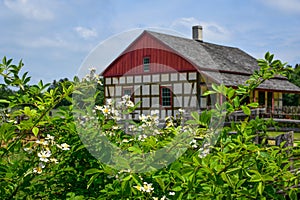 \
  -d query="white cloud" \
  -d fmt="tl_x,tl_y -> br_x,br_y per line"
4,0 -> 55,20
171,17 -> 200,28
262,0 -> 300,13
171,17 -> 232,43
74,26 -> 98,39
